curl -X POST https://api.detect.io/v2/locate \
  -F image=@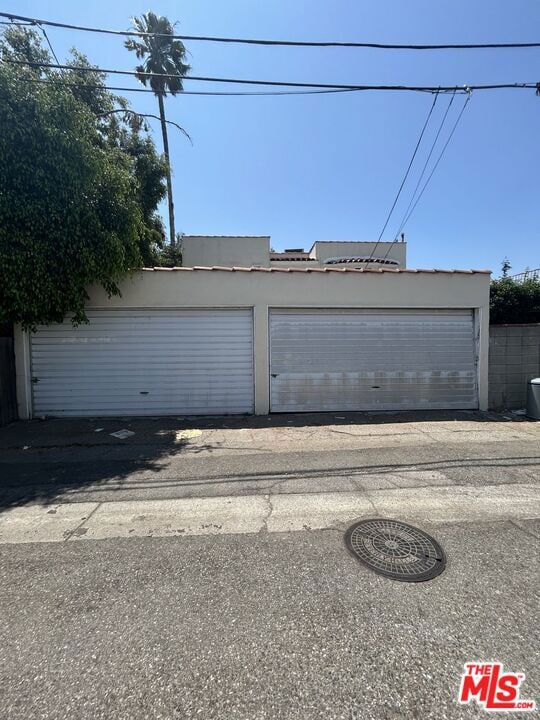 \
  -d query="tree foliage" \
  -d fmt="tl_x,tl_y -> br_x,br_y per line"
490,278 -> 540,324
501,258 -> 512,278
156,236 -> 183,267
124,12 -> 190,96
0,27 -> 169,329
